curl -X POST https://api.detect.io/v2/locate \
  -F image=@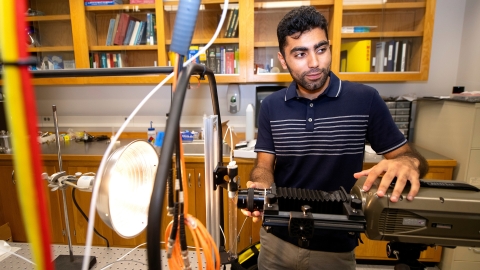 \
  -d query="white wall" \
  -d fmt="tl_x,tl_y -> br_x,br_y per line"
456,0 -> 480,91
34,0 -> 469,133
